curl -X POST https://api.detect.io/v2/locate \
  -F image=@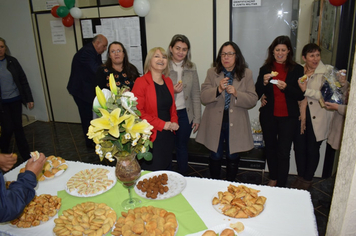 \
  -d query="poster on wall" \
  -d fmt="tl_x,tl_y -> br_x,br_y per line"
50,20 -> 66,44
320,0 -> 336,52
80,16 -> 145,75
